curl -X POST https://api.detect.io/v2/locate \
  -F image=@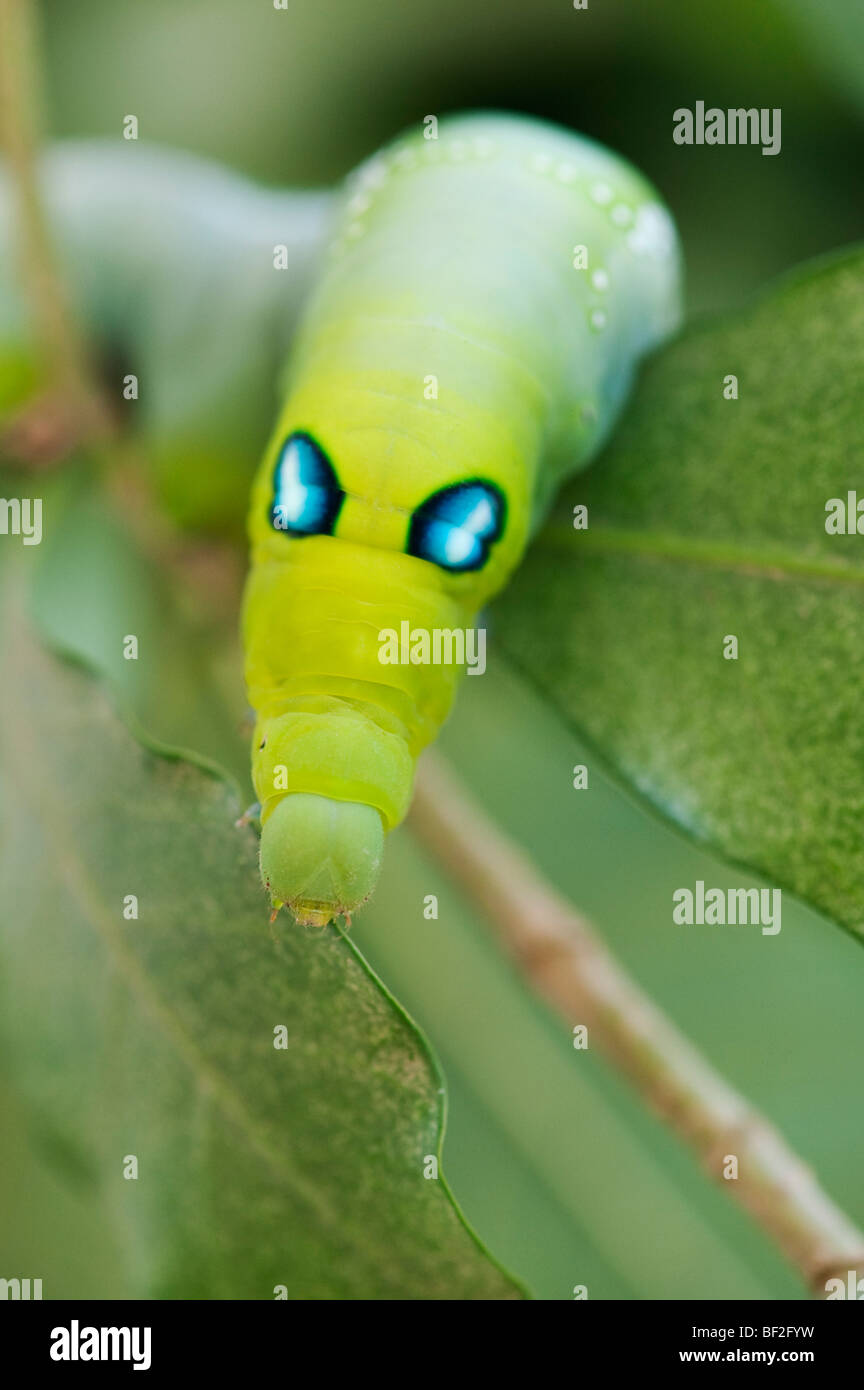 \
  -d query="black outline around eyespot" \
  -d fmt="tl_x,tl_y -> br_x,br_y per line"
407,478 -> 507,573
268,430 -> 345,537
